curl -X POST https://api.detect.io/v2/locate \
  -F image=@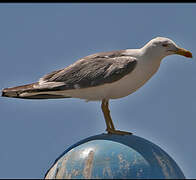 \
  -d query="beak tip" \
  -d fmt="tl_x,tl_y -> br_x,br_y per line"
176,48 -> 192,58
186,52 -> 192,58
